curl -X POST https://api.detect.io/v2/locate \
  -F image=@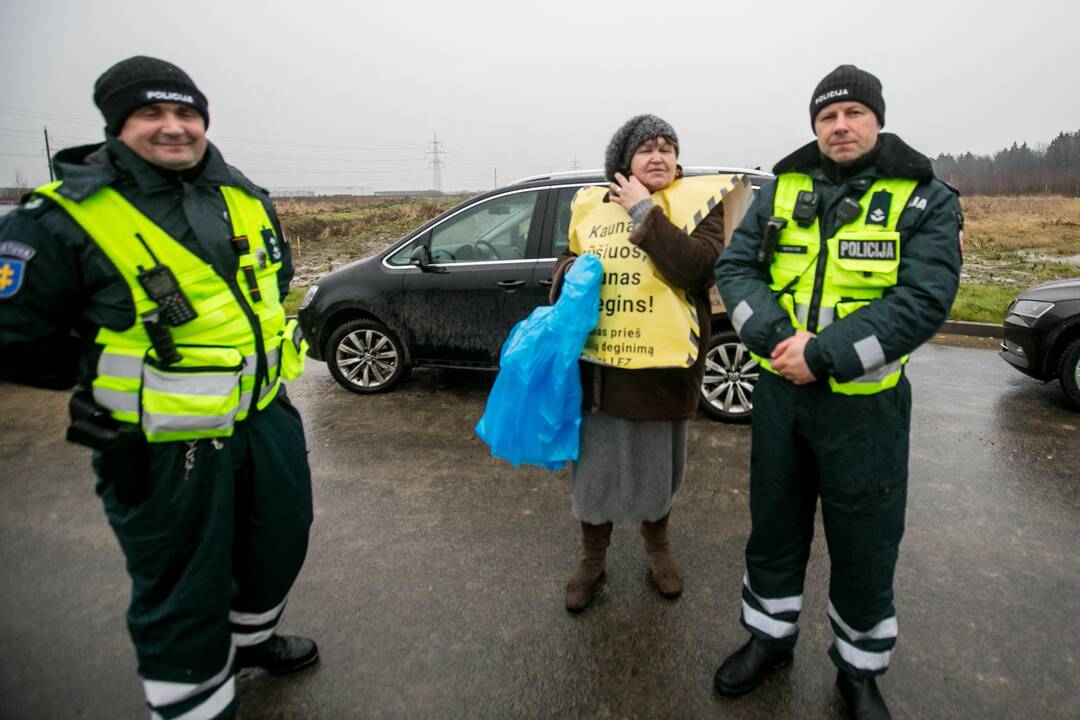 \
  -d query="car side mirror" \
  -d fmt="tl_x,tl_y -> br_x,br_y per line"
410,244 -> 446,273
